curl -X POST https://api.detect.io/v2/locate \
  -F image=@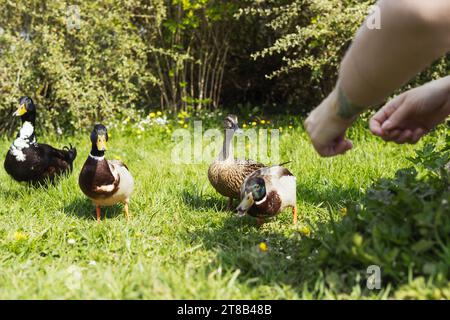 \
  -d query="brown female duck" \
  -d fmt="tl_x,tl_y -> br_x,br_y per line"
208,114 -> 265,209
79,124 -> 134,221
